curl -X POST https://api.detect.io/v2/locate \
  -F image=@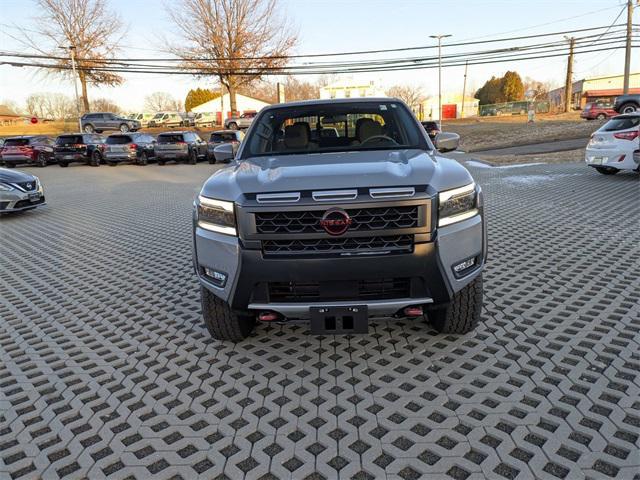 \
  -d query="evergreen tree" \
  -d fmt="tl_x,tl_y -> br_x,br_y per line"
185,88 -> 217,111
